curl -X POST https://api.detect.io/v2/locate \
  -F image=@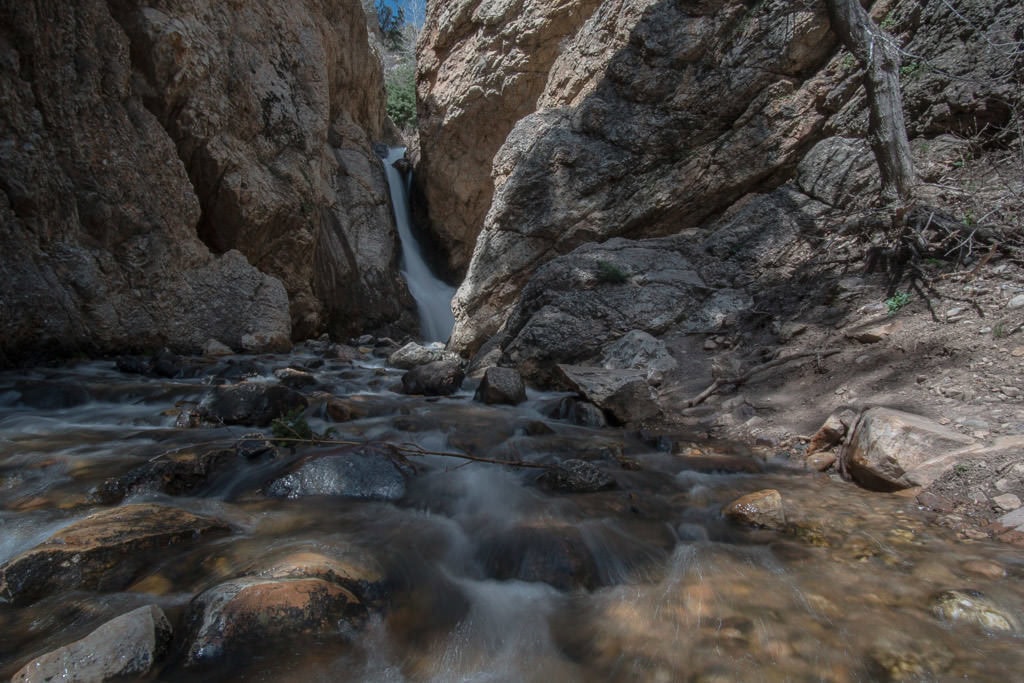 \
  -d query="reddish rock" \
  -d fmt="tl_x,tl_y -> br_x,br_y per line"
723,489 -> 786,530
